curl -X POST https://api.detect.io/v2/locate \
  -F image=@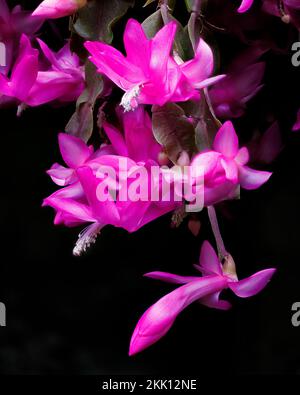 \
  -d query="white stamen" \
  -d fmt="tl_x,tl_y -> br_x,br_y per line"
73,223 -> 103,256
121,85 -> 141,112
